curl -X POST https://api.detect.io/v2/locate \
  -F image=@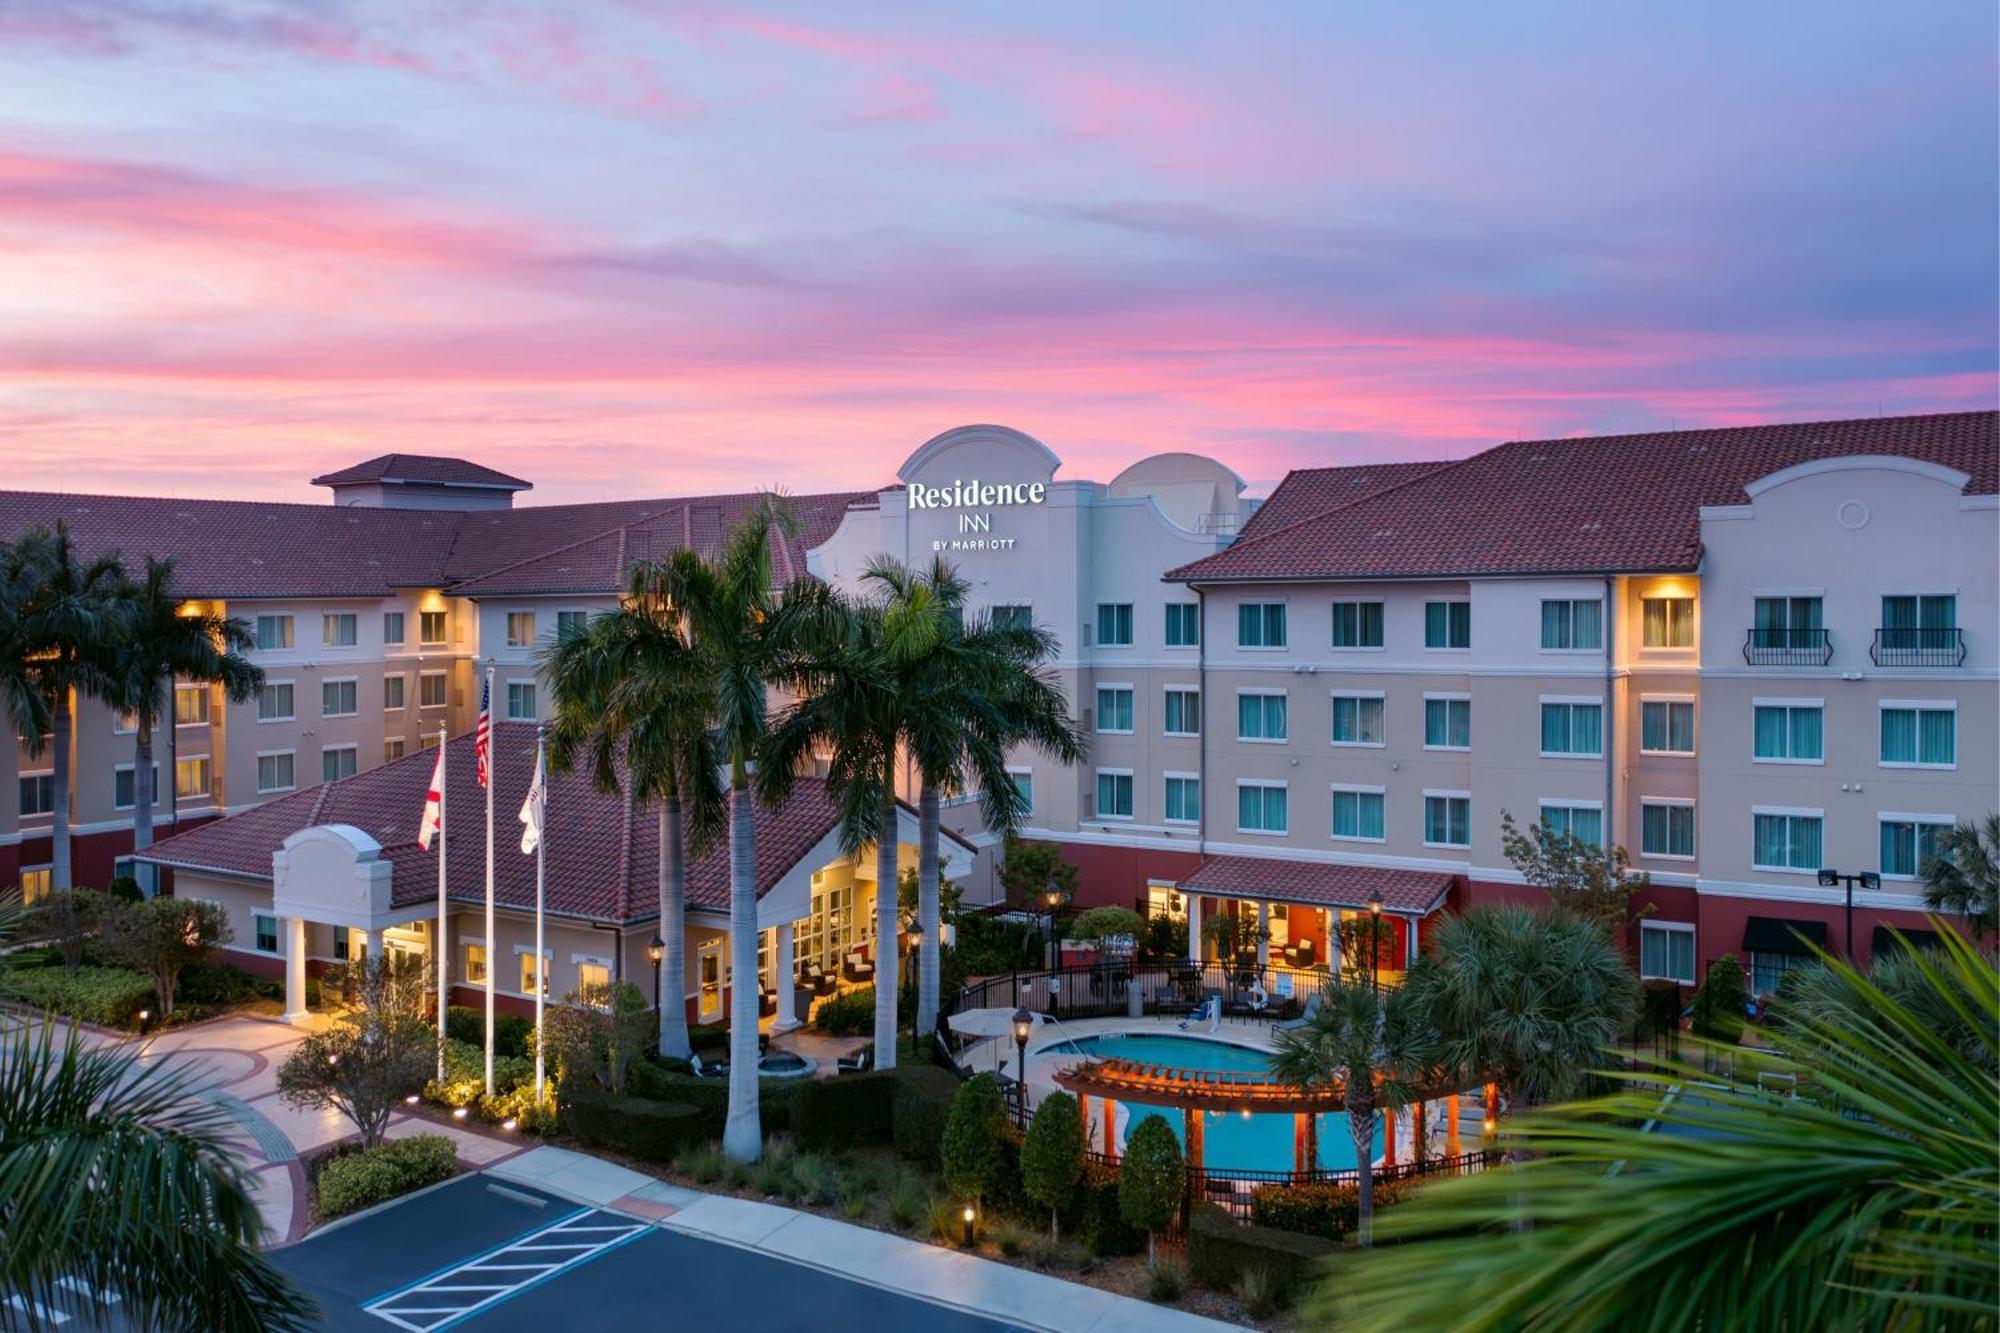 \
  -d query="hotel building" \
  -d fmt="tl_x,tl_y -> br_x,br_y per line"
2,412 -> 1992,1022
